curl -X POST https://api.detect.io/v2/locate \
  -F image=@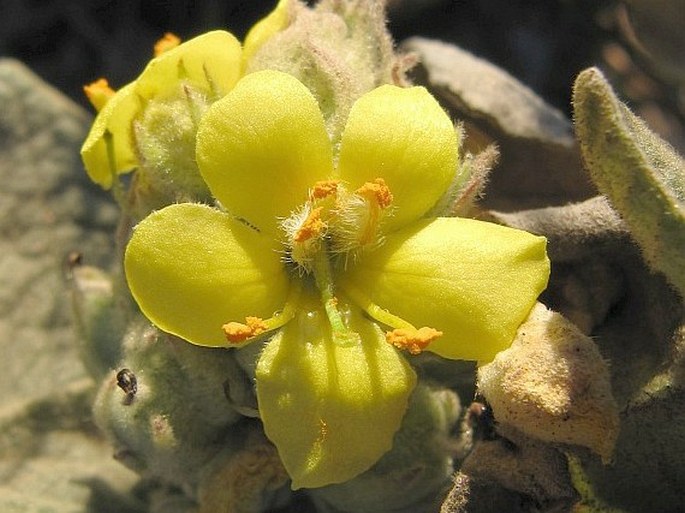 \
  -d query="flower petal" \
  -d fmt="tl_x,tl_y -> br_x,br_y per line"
337,85 -> 459,232
81,83 -> 141,188
256,294 -> 416,489
337,217 -> 550,362
80,31 -> 242,189
242,0 -> 291,66
136,30 -> 242,100
124,203 -> 290,347
197,70 -> 334,236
